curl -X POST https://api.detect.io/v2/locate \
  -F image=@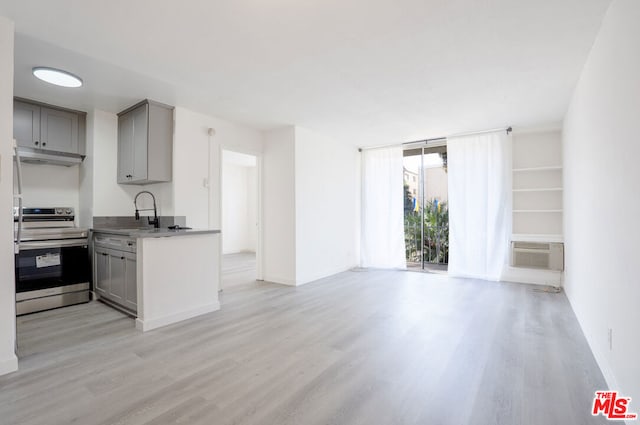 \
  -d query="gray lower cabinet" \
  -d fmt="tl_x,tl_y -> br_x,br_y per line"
14,98 -> 86,155
95,248 -> 110,297
94,246 -> 137,315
